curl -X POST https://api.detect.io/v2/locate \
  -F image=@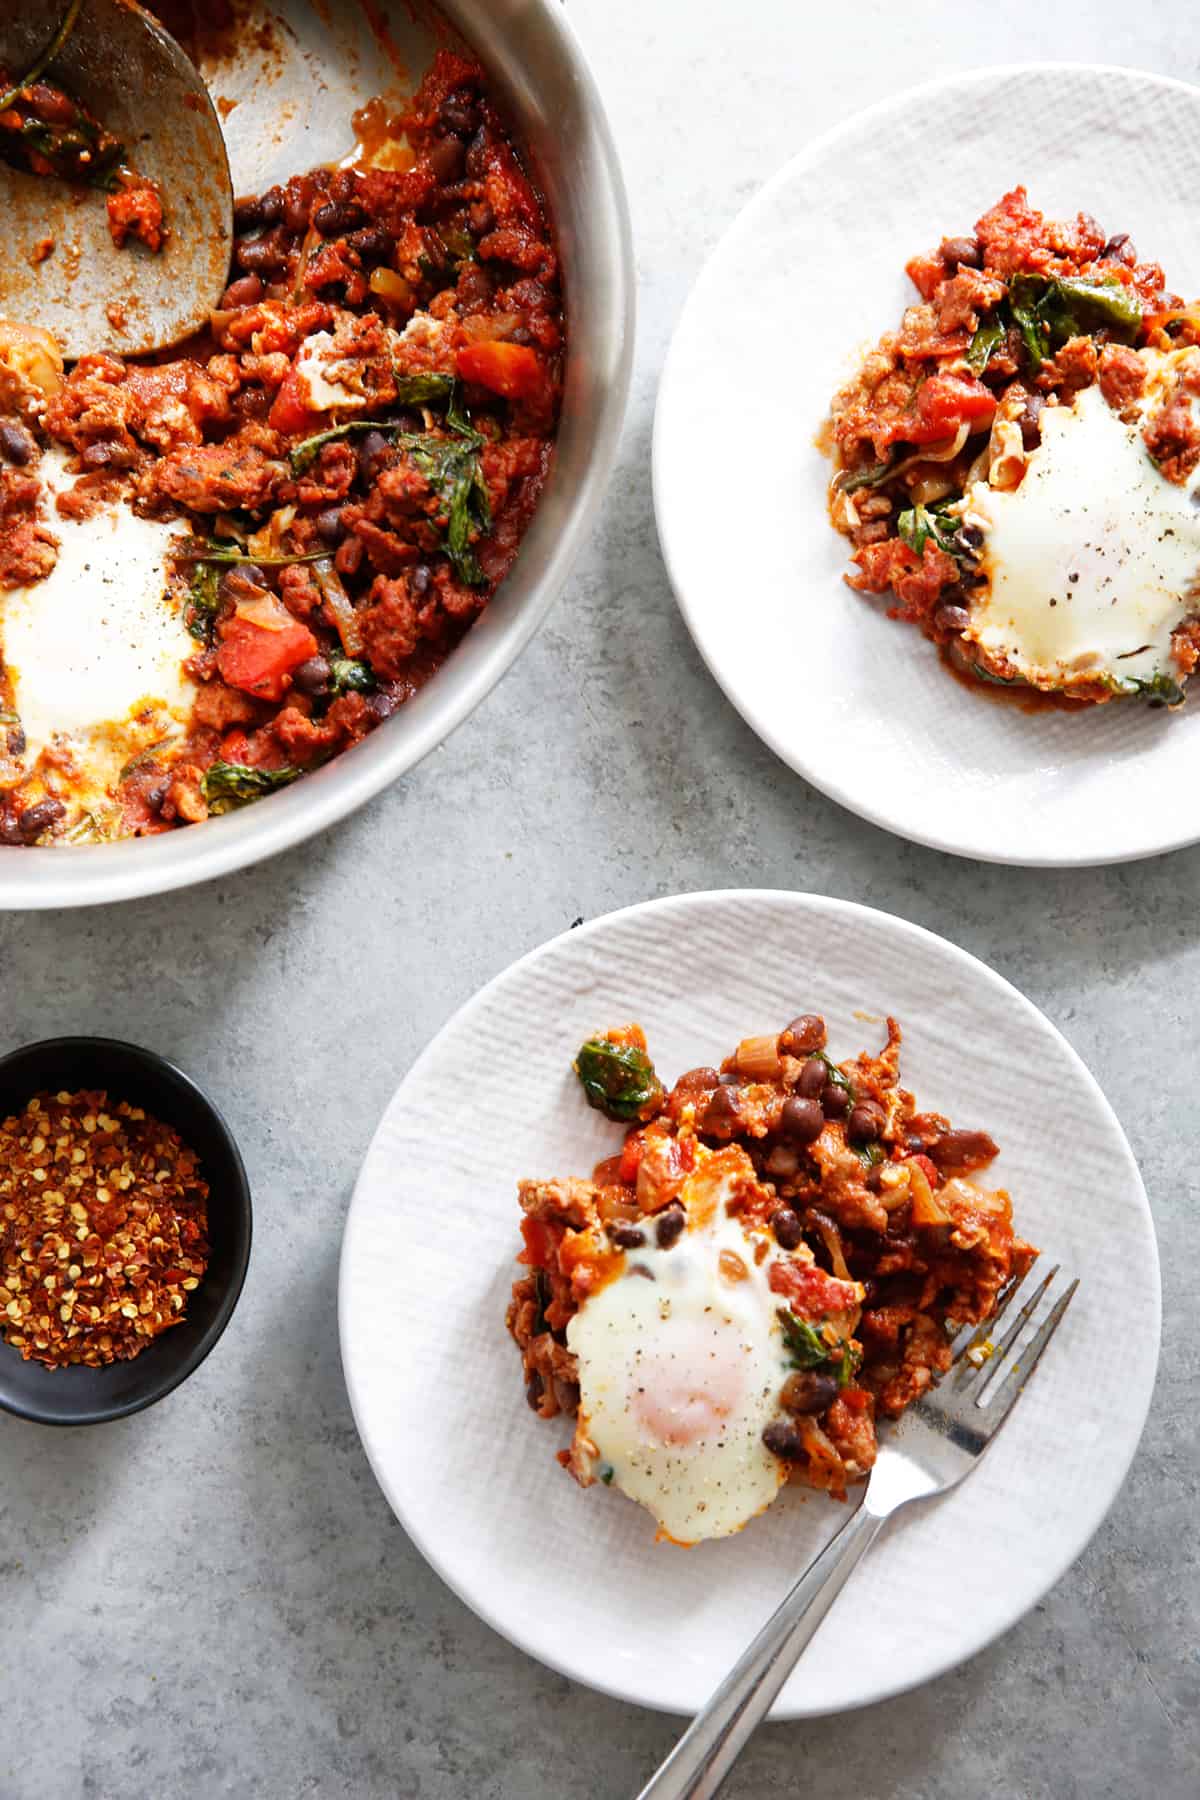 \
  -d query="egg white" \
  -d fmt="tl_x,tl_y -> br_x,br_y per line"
567,1162 -> 794,1544
1,449 -> 196,821
963,358 -> 1200,694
